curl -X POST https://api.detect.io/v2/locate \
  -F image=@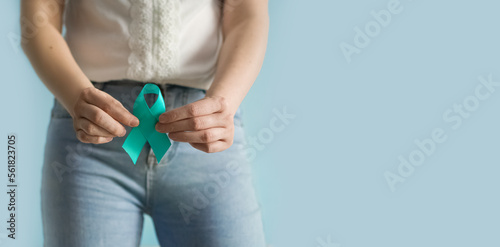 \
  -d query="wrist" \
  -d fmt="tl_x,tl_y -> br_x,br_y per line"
204,93 -> 239,116
61,81 -> 94,118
